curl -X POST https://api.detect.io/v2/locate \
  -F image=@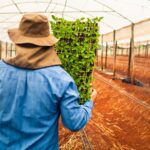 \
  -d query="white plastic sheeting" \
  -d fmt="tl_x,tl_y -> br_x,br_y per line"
0,0 -> 149,42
